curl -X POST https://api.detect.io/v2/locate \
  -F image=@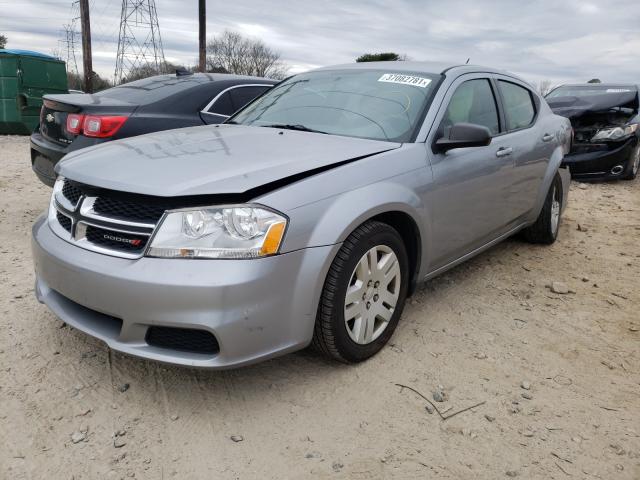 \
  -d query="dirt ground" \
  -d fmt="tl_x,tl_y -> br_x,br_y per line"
0,134 -> 638,480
